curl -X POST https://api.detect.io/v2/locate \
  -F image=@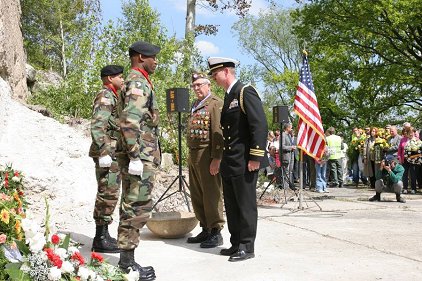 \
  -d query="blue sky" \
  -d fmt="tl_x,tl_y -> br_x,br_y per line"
100,0 -> 298,68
